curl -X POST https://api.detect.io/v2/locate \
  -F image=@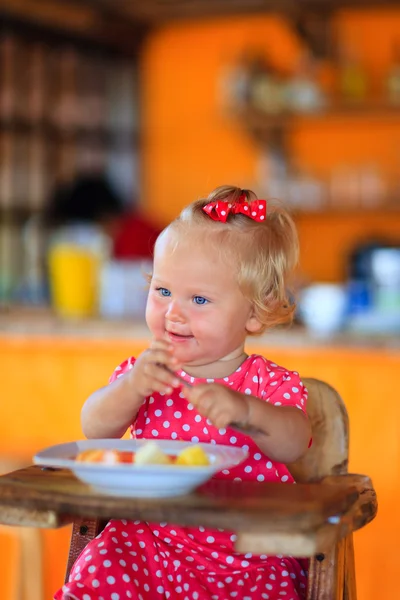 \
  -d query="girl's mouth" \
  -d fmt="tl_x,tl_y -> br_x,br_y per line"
167,331 -> 194,341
